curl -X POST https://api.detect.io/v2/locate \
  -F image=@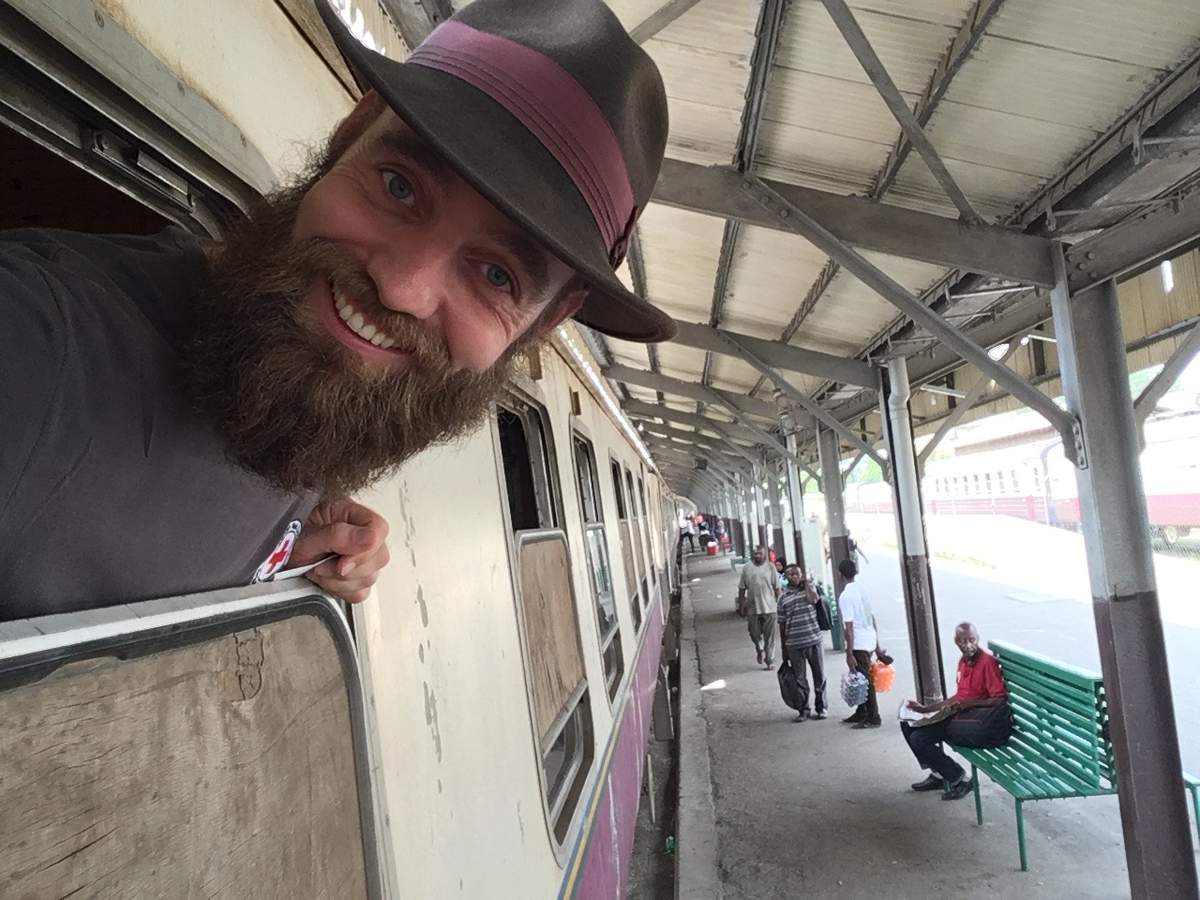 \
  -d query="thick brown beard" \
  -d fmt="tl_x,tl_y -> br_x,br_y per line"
182,169 -> 539,497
